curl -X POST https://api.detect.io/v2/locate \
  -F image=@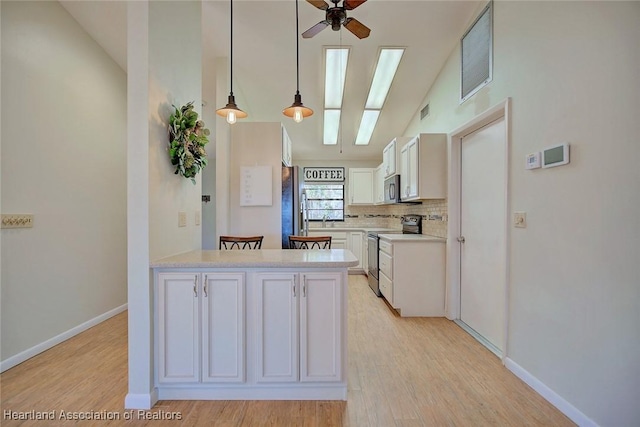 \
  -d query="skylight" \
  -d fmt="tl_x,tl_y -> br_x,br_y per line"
355,47 -> 405,145
323,47 -> 350,145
